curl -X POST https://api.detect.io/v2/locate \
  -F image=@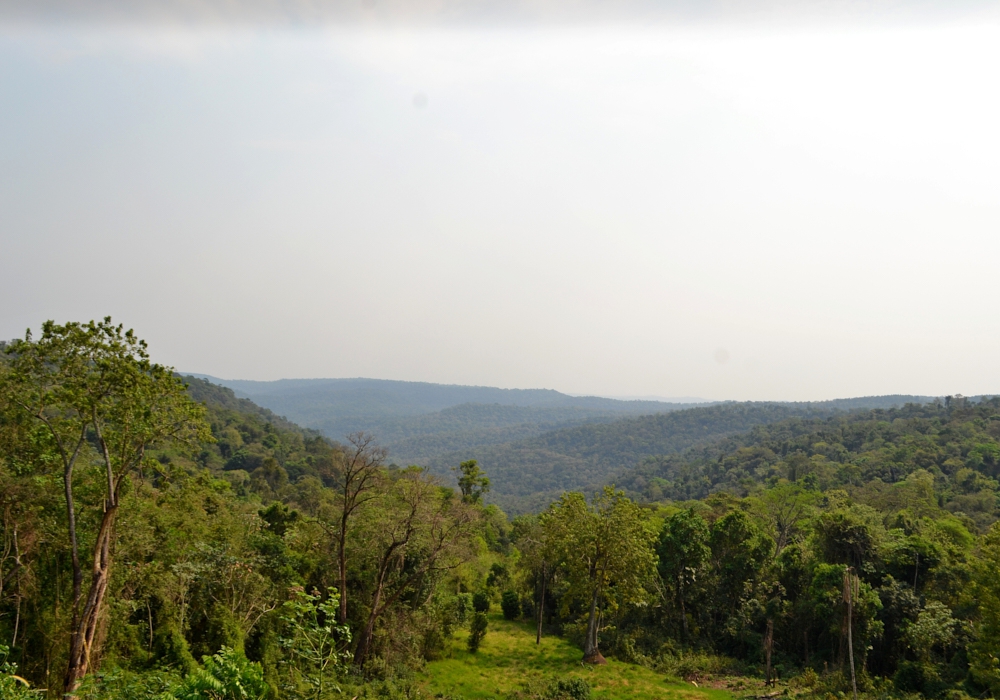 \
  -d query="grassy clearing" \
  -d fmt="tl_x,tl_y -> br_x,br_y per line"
418,615 -> 732,700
